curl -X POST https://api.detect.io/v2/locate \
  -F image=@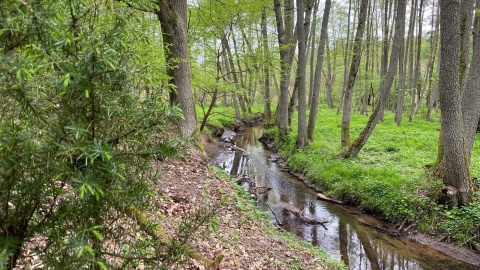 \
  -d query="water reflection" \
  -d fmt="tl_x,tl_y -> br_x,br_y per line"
213,126 -> 478,270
